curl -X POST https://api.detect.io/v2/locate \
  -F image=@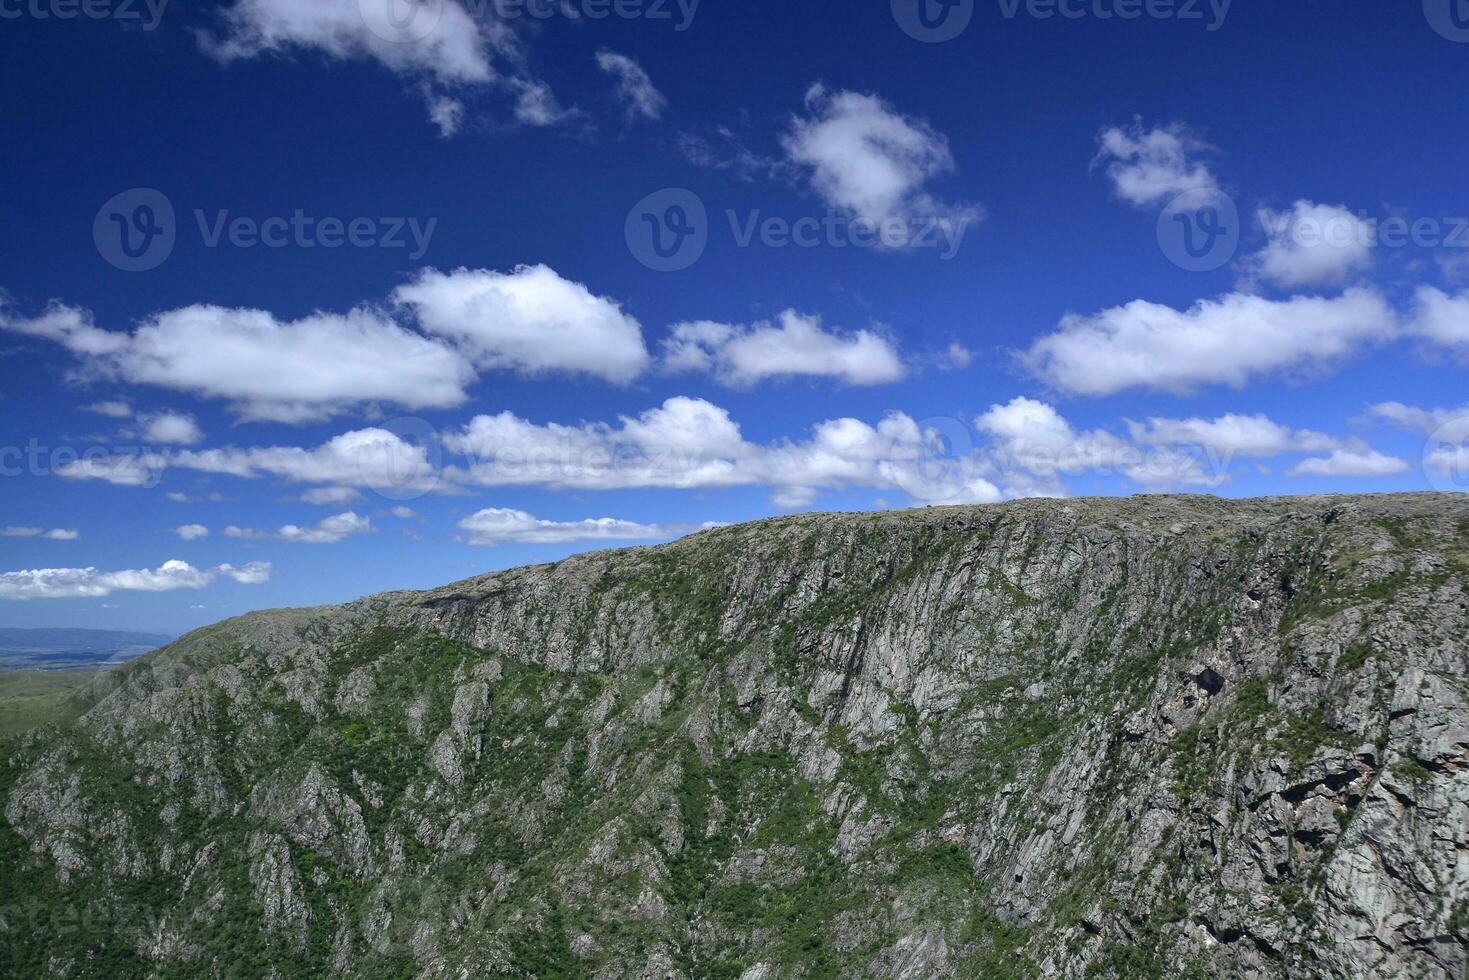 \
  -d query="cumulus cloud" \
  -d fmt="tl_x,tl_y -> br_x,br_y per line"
595,50 -> 666,122
1127,413 -> 1338,458
973,399 -> 1361,492
225,511 -> 373,545
173,524 -> 210,541
783,85 -> 980,244
1245,201 -> 1375,288
1,301 -> 474,423
1022,288 -> 1398,396
395,265 -> 650,384
196,0 -> 560,133
442,396 -> 990,506
58,427 -> 442,496
1409,286 -> 1469,352
1288,447 -> 1409,478
139,411 -> 204,445
662,311 -> 905,387
459,508 -> 677,546
1095,121 -> 1221,208
1368,401 -> 1469,435
971,397 -> 1191,493
57,453 -> 168,488
0,559 -> 271,600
